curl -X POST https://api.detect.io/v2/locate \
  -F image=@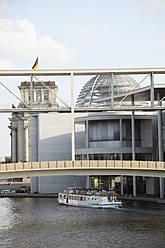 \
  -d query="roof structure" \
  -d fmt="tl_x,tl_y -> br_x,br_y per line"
76,74 -> 165,107
76,74 -> 140,107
